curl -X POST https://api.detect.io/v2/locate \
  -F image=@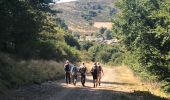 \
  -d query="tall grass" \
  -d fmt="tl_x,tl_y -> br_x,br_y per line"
0,52 -> 64,92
